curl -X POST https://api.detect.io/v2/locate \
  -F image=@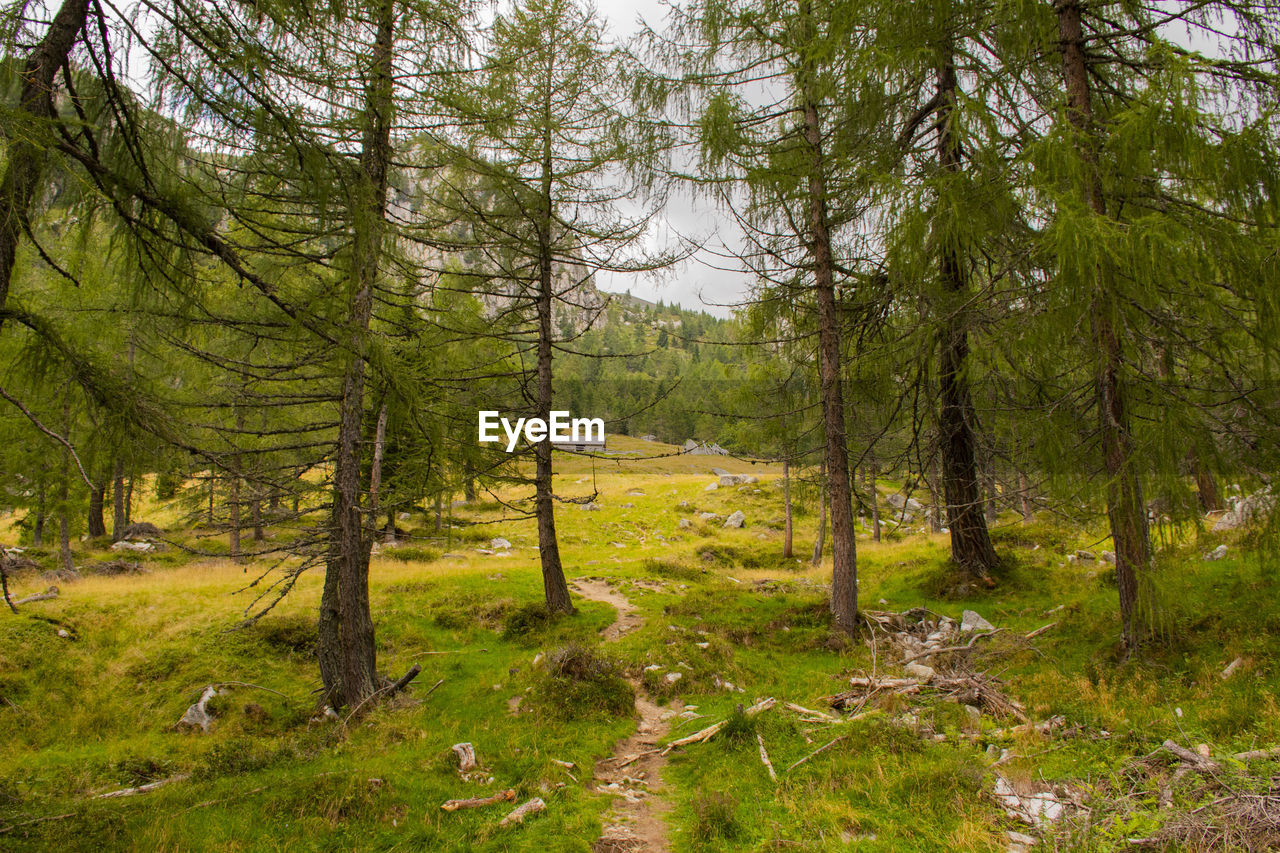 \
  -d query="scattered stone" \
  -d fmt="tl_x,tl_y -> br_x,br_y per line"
111,540 -> 154,554
678,518 -> 691,529
581,502 -> 602,511
711,467 -> 732,477
704,482 -> 718,492
724,510 -> 746,529
905,662 -> 935,682
1100,550 -> 1116,564
664,671 -> 682,684
1074,550 -> 1096,561
961,610 -> 995,632
1204,544 -> 1228,561
490,538 -> 512,550
1221,657 -> 1243,679
626,489 -> 645,496
698,512 -> 719,521
1212,490 -> 1275,531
